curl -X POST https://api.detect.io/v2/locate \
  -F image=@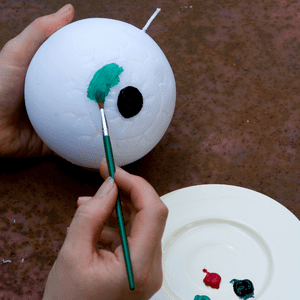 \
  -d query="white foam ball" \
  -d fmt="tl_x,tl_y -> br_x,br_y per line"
25,18 -> 176,168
